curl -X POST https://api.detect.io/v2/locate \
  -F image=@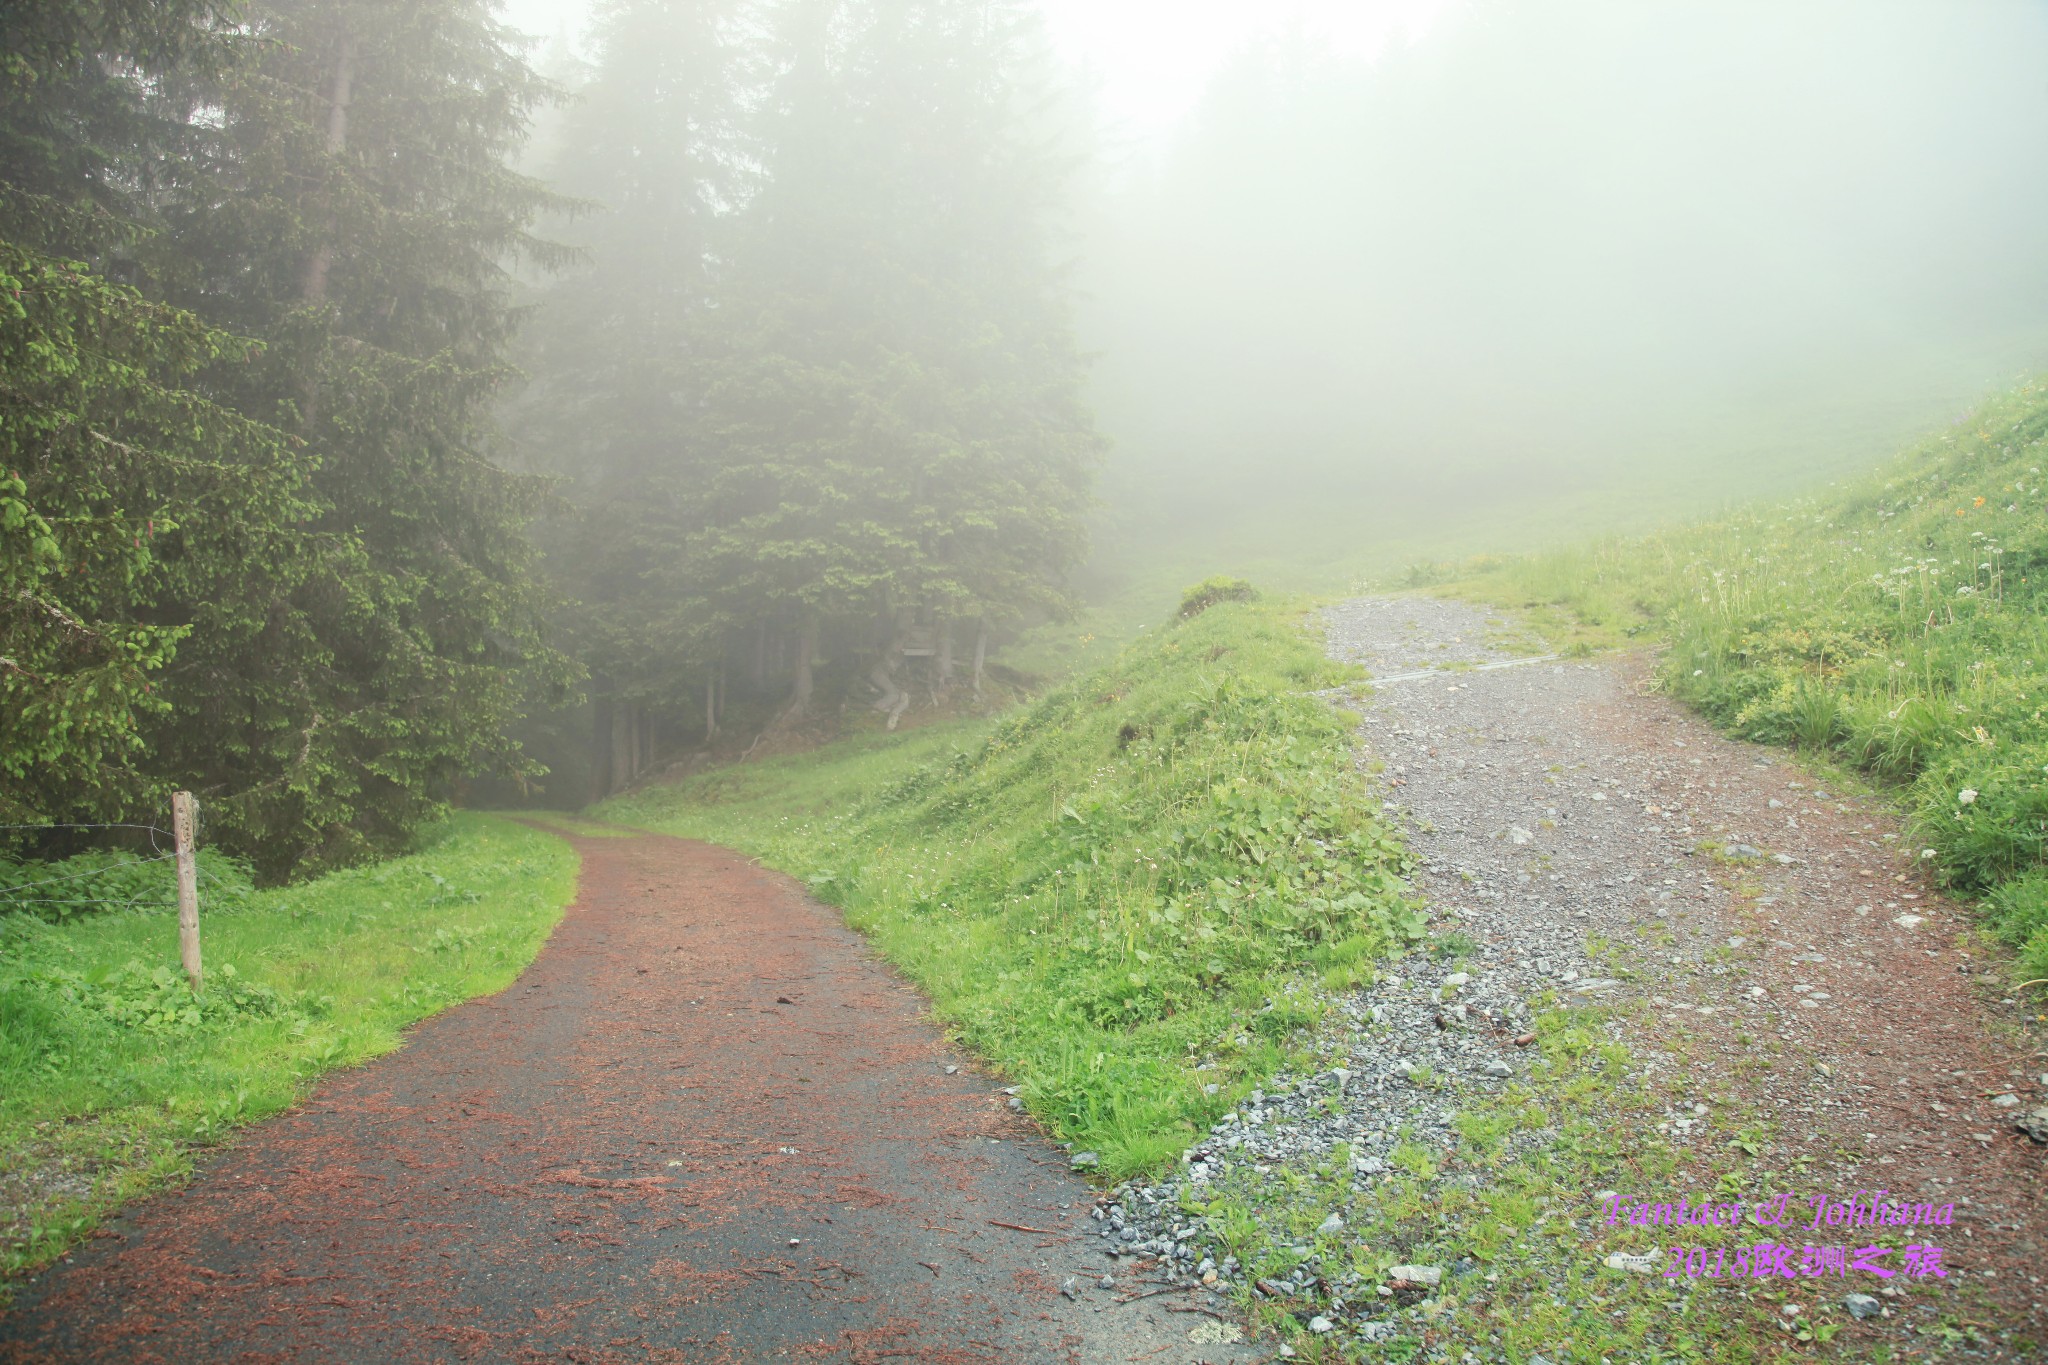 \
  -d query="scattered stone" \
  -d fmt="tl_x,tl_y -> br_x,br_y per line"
1069,1151 -> 1100,1170
1387,1264 -> 1443,1287
1442,971 -> 1471,989
1317,1212 -> 1344,1236
1187,1321 -> 1243,1346
943,1065 -> 958,1074
1059,1276 -> 1077,1301
1097,1275 -> 1115,1290
1844,1293 -> 1881,1320
1991,1093 -> 2020,1108
1481,1060 -> 1513,1079
1894,913 -> 1924,929
1308,1315 -> 1335,1333
2015,1106 -> 2048,1144
1006,1096 -> 1024,1111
